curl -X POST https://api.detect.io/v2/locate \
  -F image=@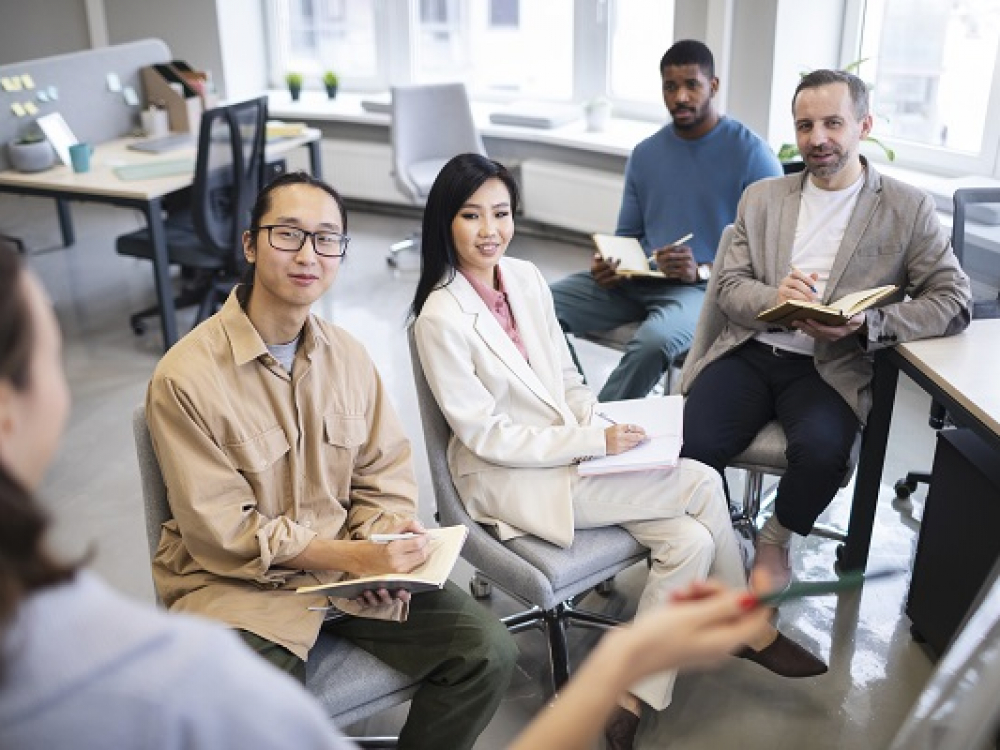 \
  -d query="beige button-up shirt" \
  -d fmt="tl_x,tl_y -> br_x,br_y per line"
147,291 -> 416,660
